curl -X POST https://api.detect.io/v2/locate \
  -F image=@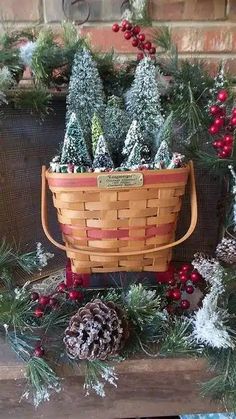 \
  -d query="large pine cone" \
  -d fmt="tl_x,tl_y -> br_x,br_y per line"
216,237 -> 236,264
64,299 -> 129,361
